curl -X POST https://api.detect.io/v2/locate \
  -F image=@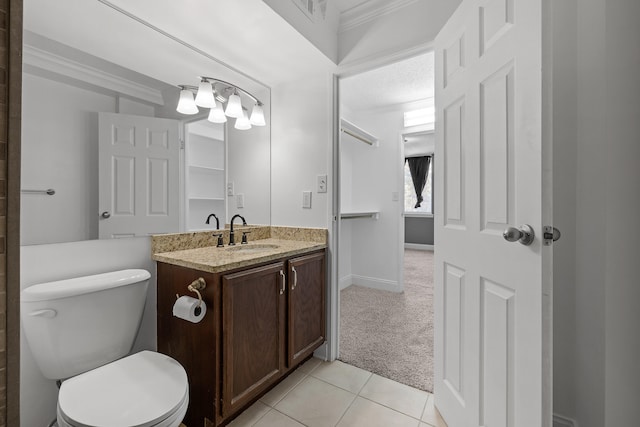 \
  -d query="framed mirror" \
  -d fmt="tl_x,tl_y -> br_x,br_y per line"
21,0 -> 271,245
